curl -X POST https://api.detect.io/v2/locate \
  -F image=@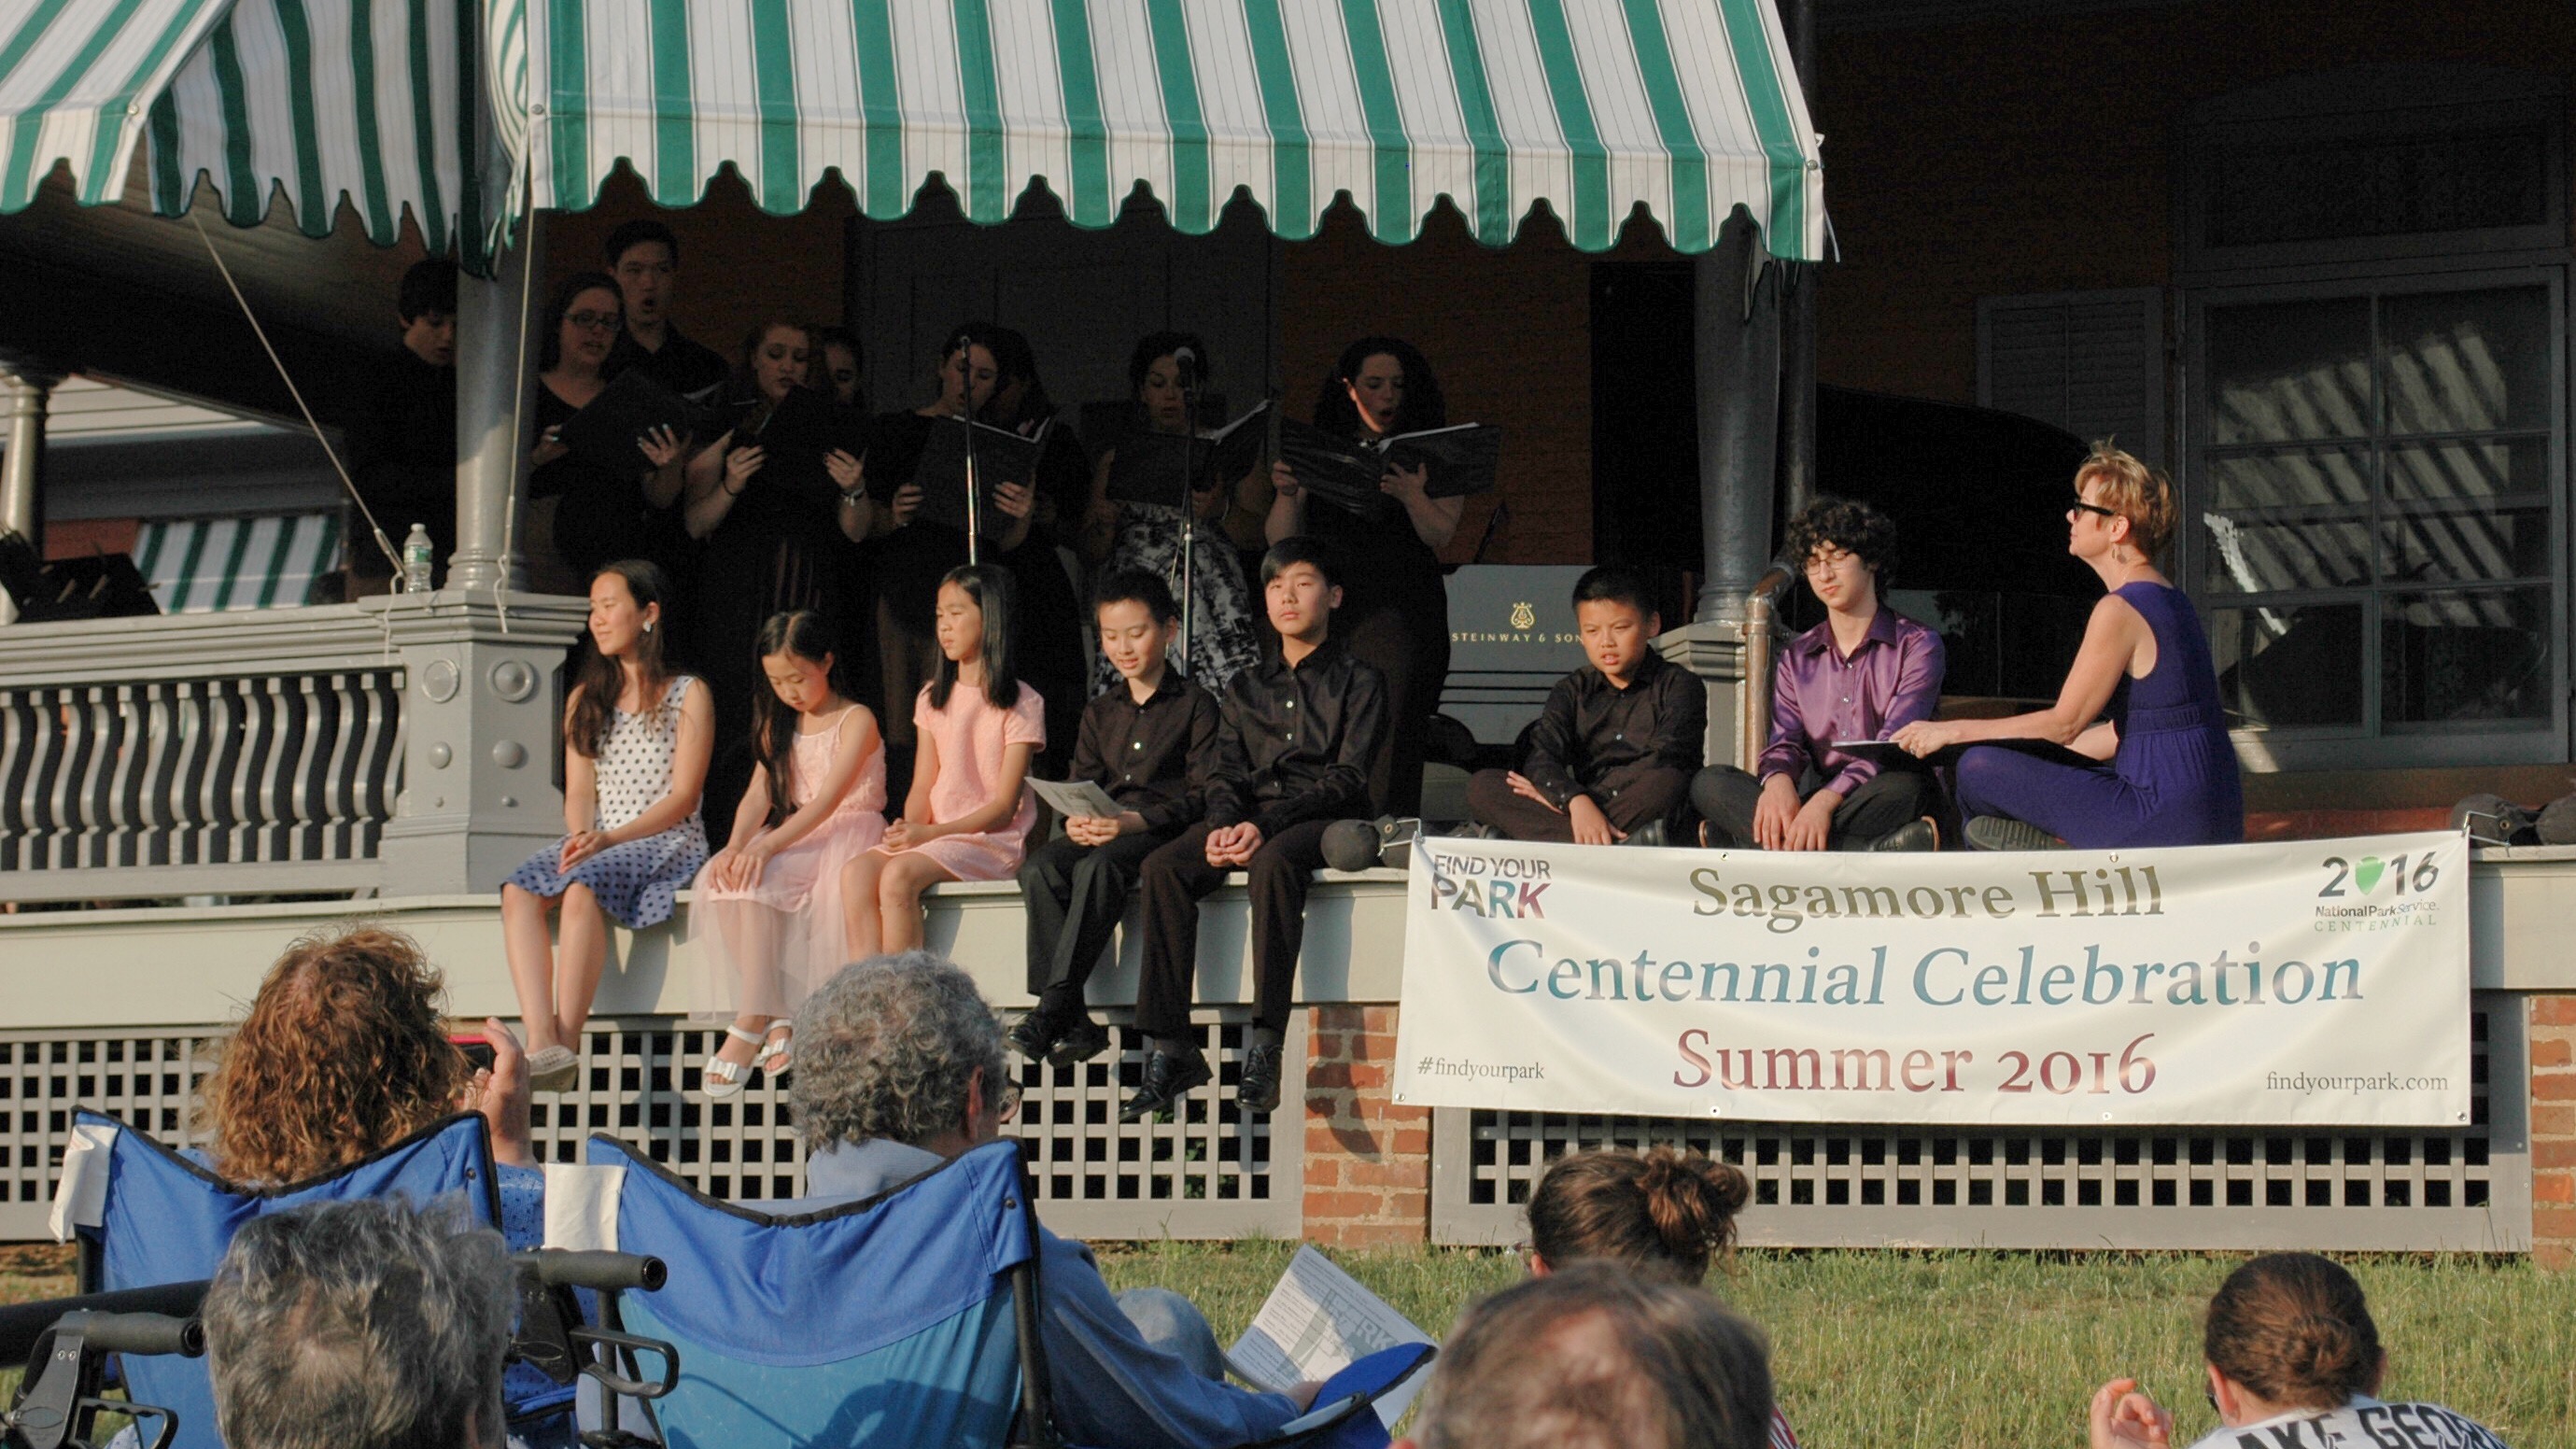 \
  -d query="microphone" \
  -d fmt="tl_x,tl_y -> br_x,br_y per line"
1171,346 -> 1198,390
